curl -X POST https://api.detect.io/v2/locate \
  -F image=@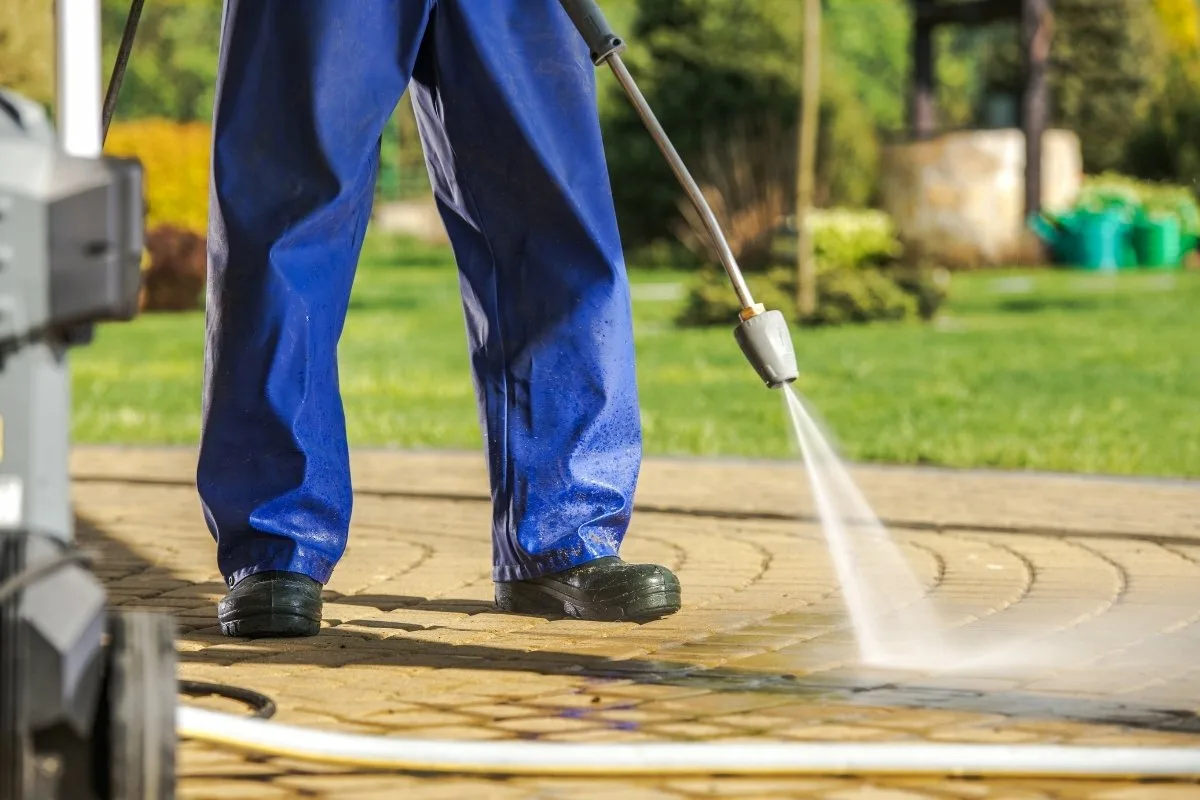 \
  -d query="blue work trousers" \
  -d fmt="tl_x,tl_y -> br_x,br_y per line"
198,0 -> 642,587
